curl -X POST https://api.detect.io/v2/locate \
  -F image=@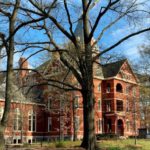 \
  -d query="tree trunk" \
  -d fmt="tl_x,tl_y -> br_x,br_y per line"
80,43 -> 97,150
81,89 -> 96,150
0,1 -> 20,147
0,124 -> 5,150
